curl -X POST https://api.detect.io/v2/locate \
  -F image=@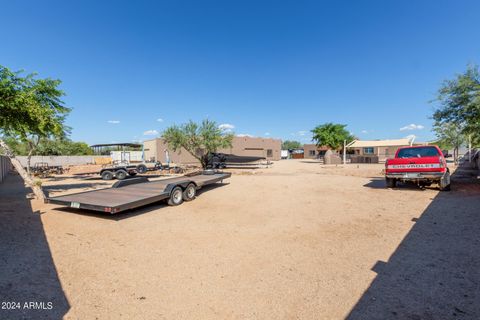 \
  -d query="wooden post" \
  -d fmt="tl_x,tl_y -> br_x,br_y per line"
0,139 -> 45,202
